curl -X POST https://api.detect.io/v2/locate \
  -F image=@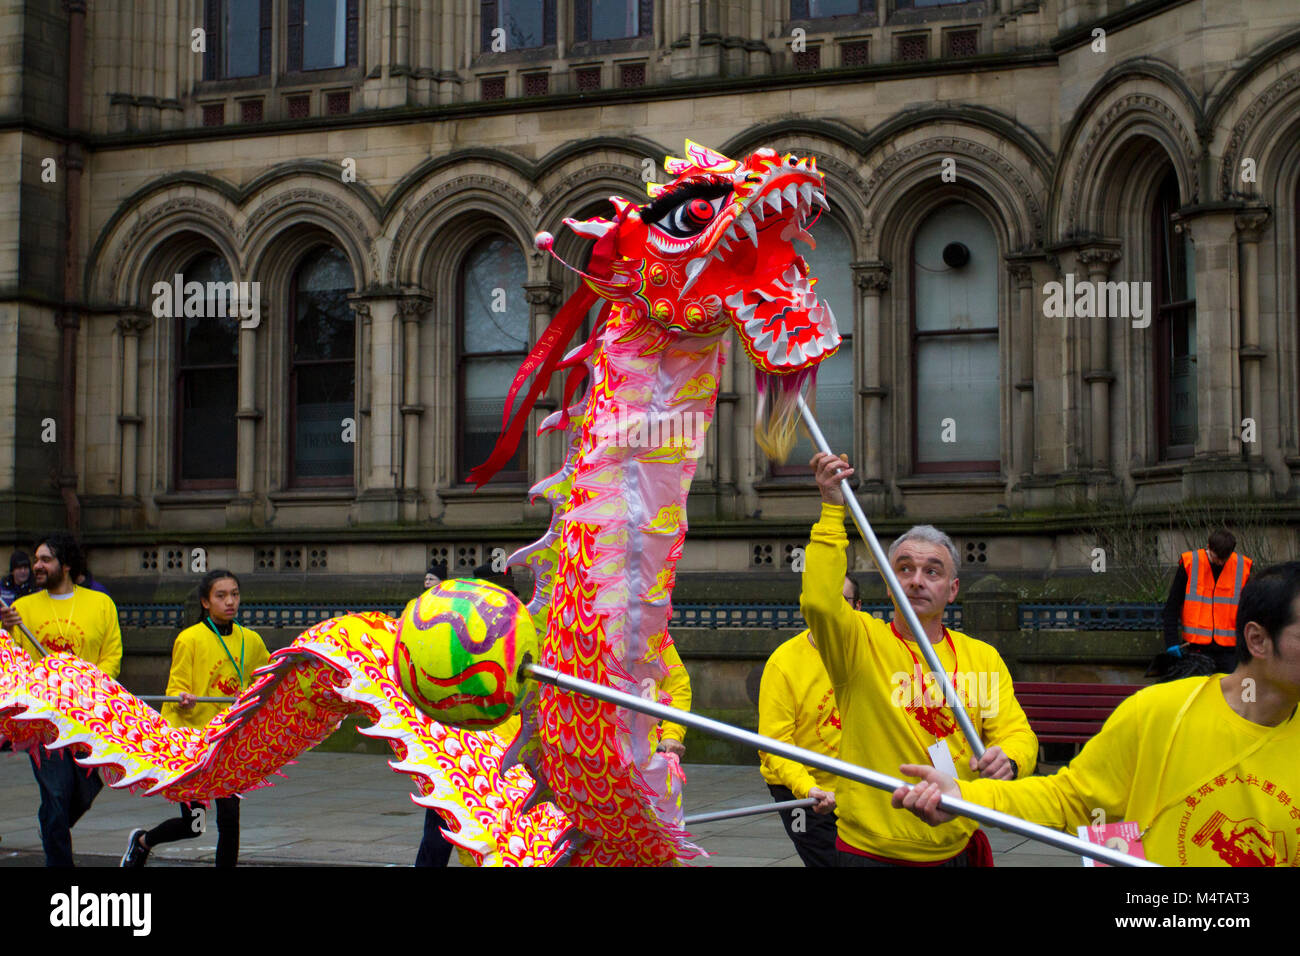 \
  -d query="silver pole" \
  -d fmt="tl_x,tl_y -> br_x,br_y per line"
795,393 -> 985,759
527,664 -> 1157,867
138,695 -> 236,704
684,797 -> 815,826
0,594 -> 49,657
